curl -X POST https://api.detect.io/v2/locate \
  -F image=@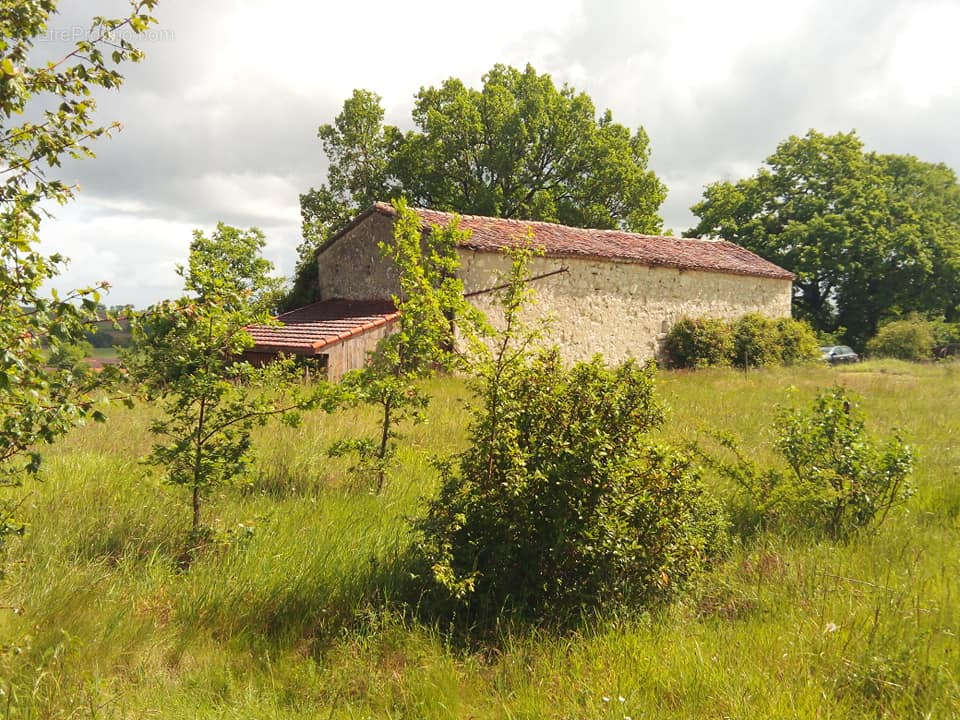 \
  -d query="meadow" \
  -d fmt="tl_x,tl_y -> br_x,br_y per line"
0,360 -> 957,718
